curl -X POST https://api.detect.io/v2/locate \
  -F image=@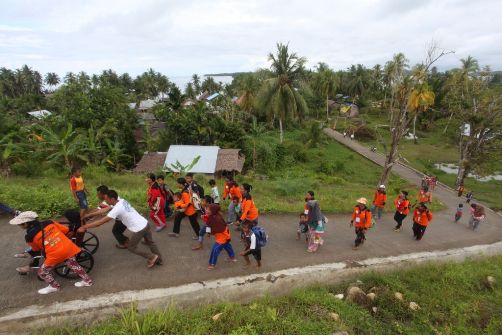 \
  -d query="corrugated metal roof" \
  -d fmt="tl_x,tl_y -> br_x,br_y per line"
28,110 -> 52,119
164,145 -> 220,174
139,99 -> 156,110
206,93 -> 220,101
